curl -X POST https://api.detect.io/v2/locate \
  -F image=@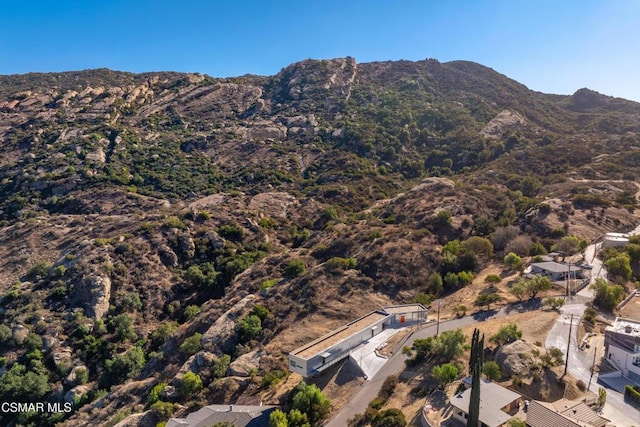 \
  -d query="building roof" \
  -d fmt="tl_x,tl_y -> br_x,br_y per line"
166,405 -> 276,427
450,381 -> 520,427
526,400 -> 610,427
605,317 -> 640,338
531,262 -> 574,274
291,311 -> 389,359
381,303 -> 427,314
